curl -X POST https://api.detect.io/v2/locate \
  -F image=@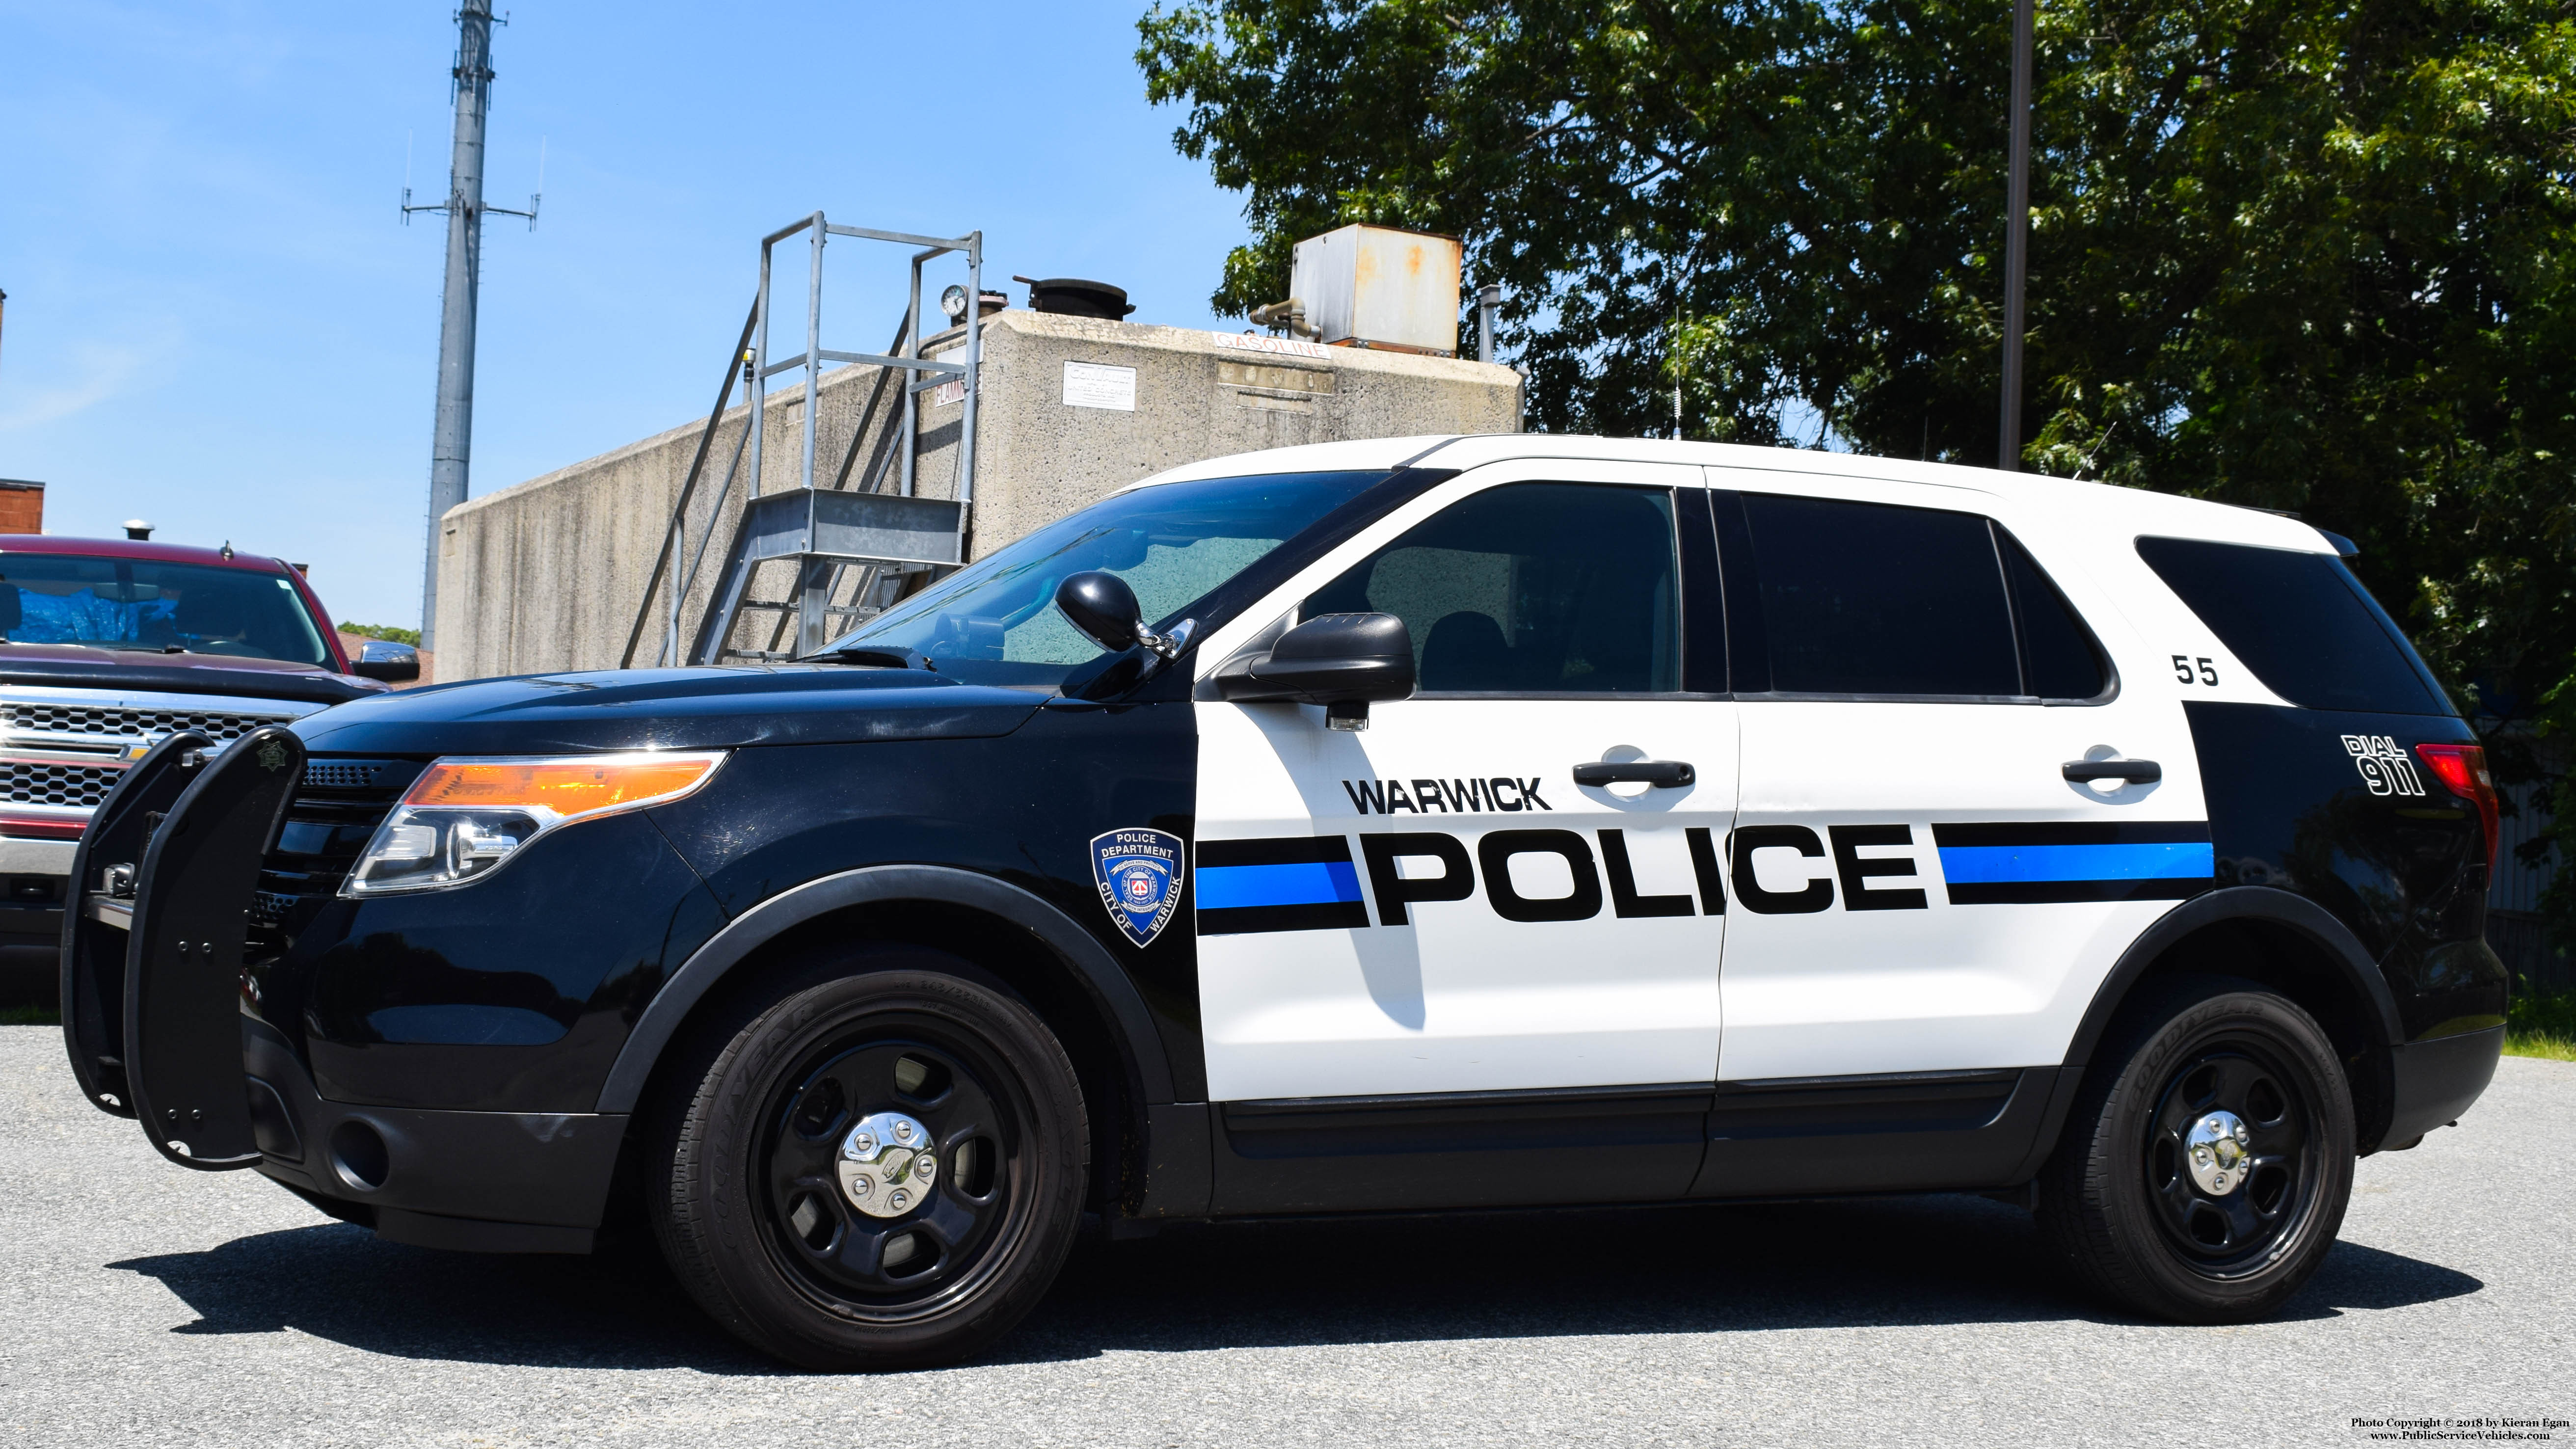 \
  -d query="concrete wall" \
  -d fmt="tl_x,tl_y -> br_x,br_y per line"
436,308 -> 1520,681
